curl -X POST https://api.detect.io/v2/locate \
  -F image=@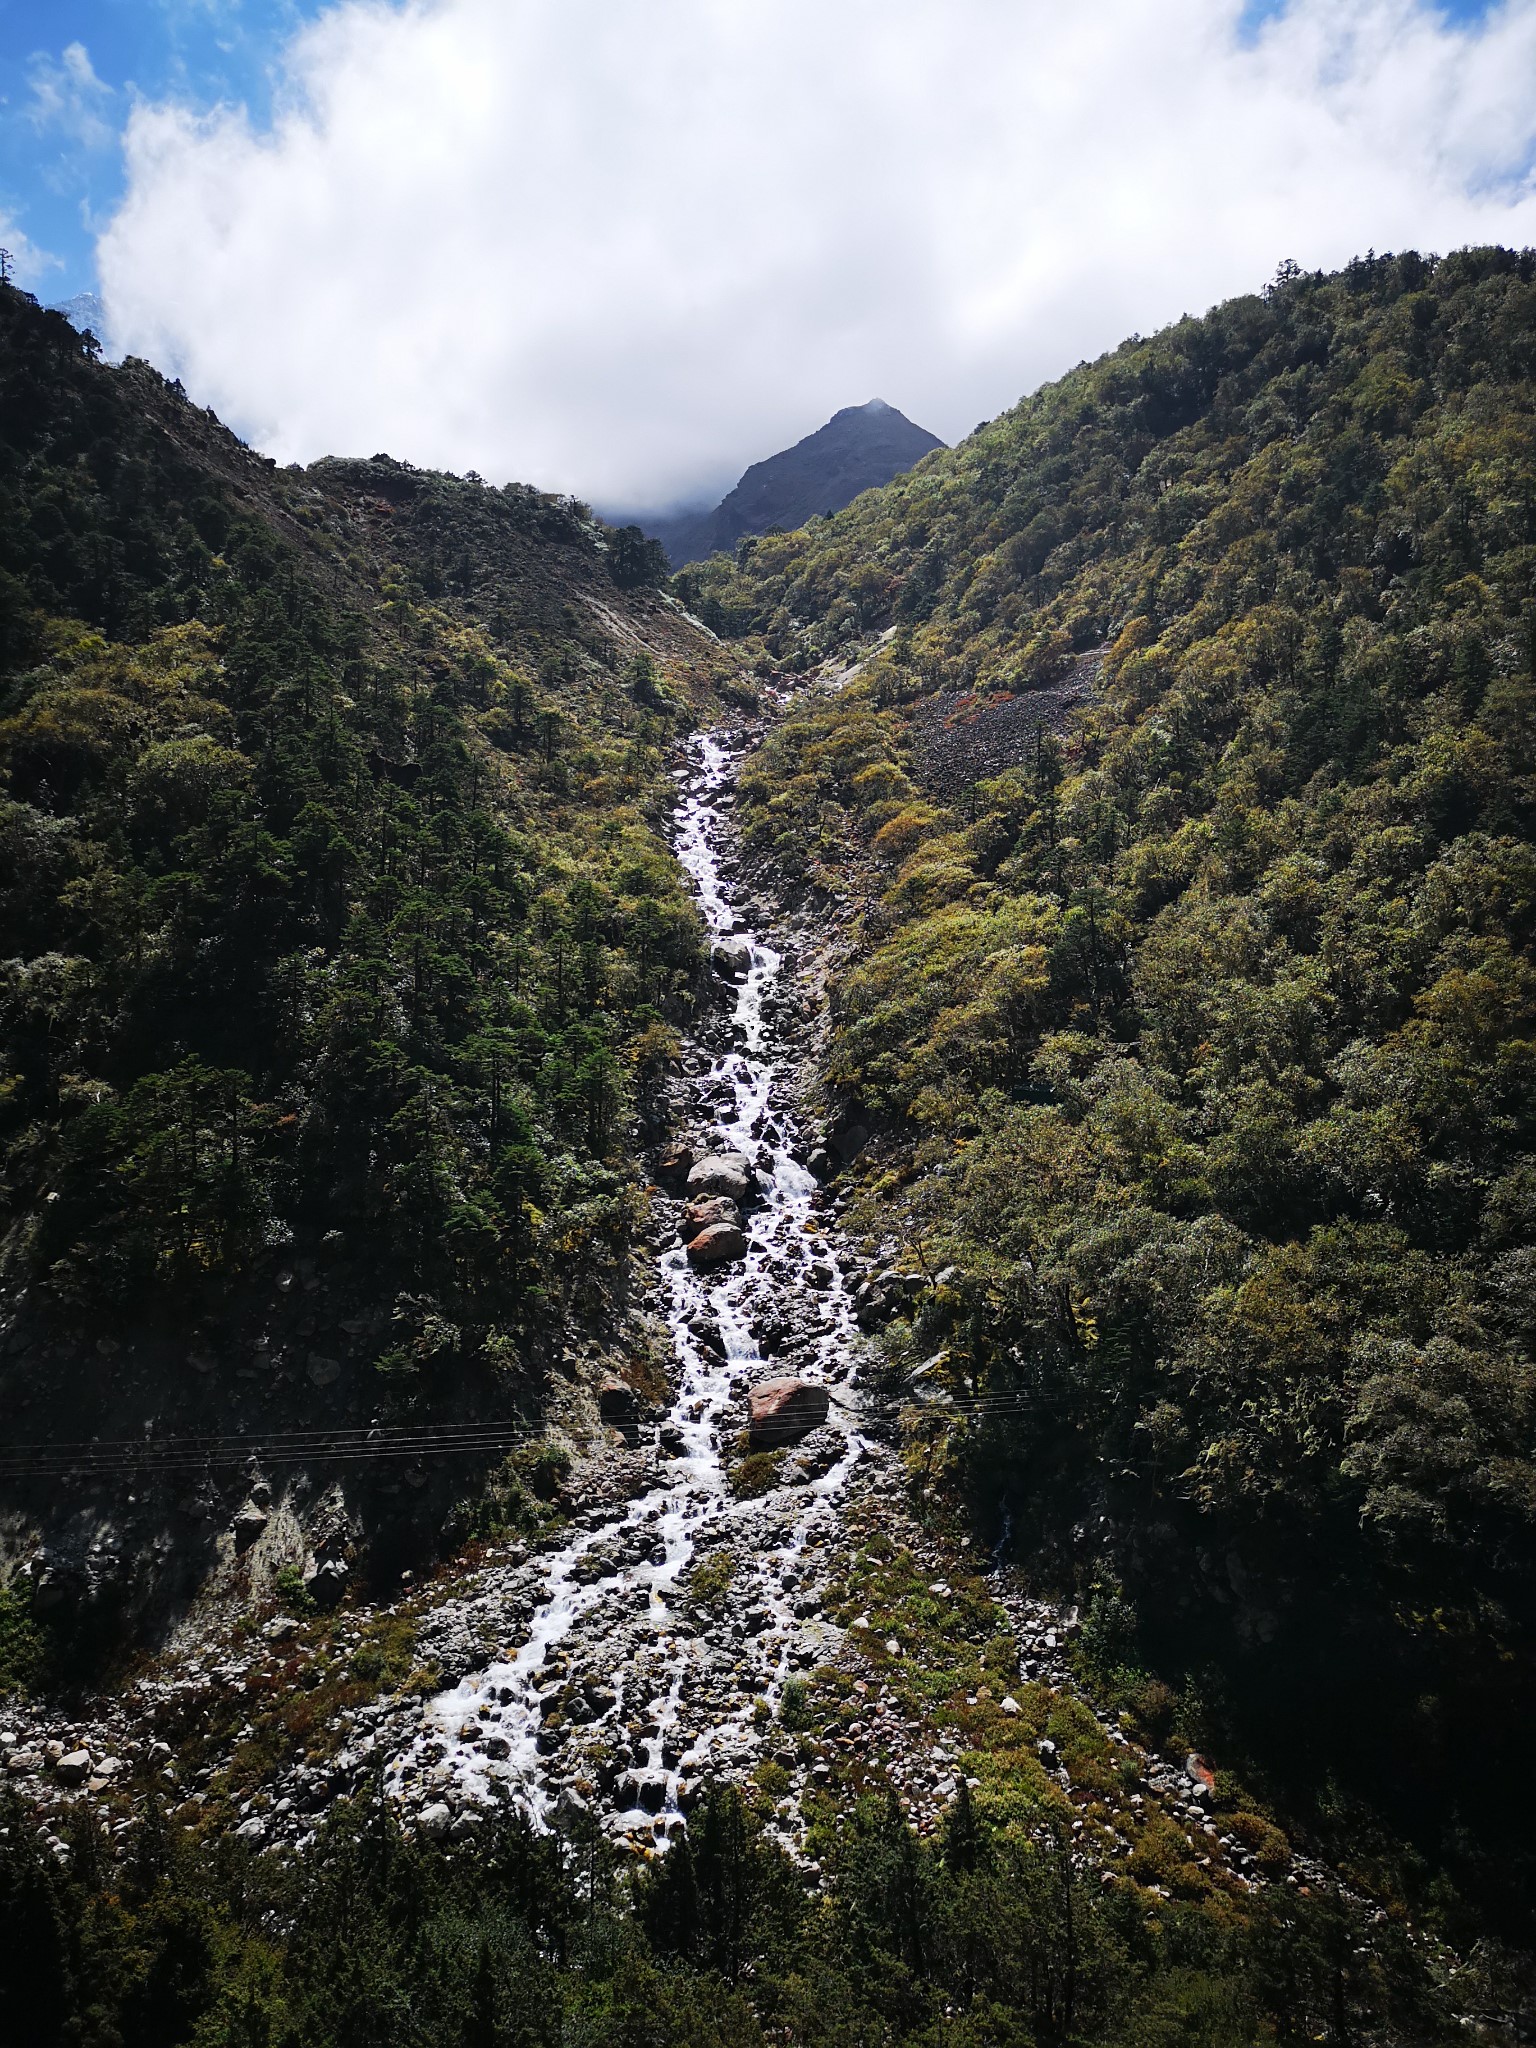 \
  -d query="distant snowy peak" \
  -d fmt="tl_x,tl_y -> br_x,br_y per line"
48,292 -> 120,360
